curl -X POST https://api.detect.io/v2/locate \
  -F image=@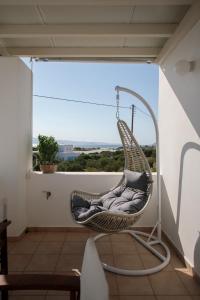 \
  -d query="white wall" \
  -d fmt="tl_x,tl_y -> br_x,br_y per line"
0,57 -> 32,236
159,21 -> 200,275
0,57 -> 157,238
27,172 -> 157,228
